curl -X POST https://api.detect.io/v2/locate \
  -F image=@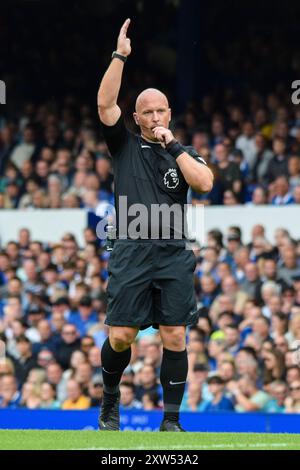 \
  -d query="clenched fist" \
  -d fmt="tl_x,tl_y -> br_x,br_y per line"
152,126 -> 175,147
